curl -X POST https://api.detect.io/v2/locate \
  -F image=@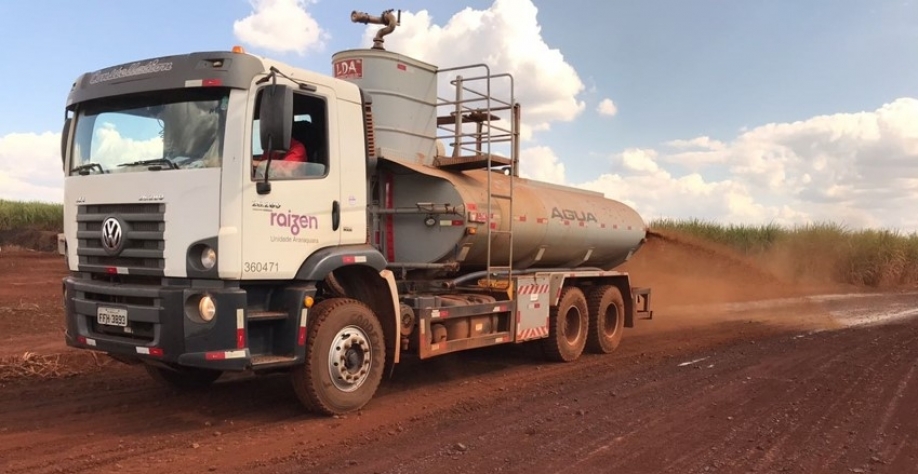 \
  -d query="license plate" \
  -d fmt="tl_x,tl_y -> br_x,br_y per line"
97,307 -> 128,327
